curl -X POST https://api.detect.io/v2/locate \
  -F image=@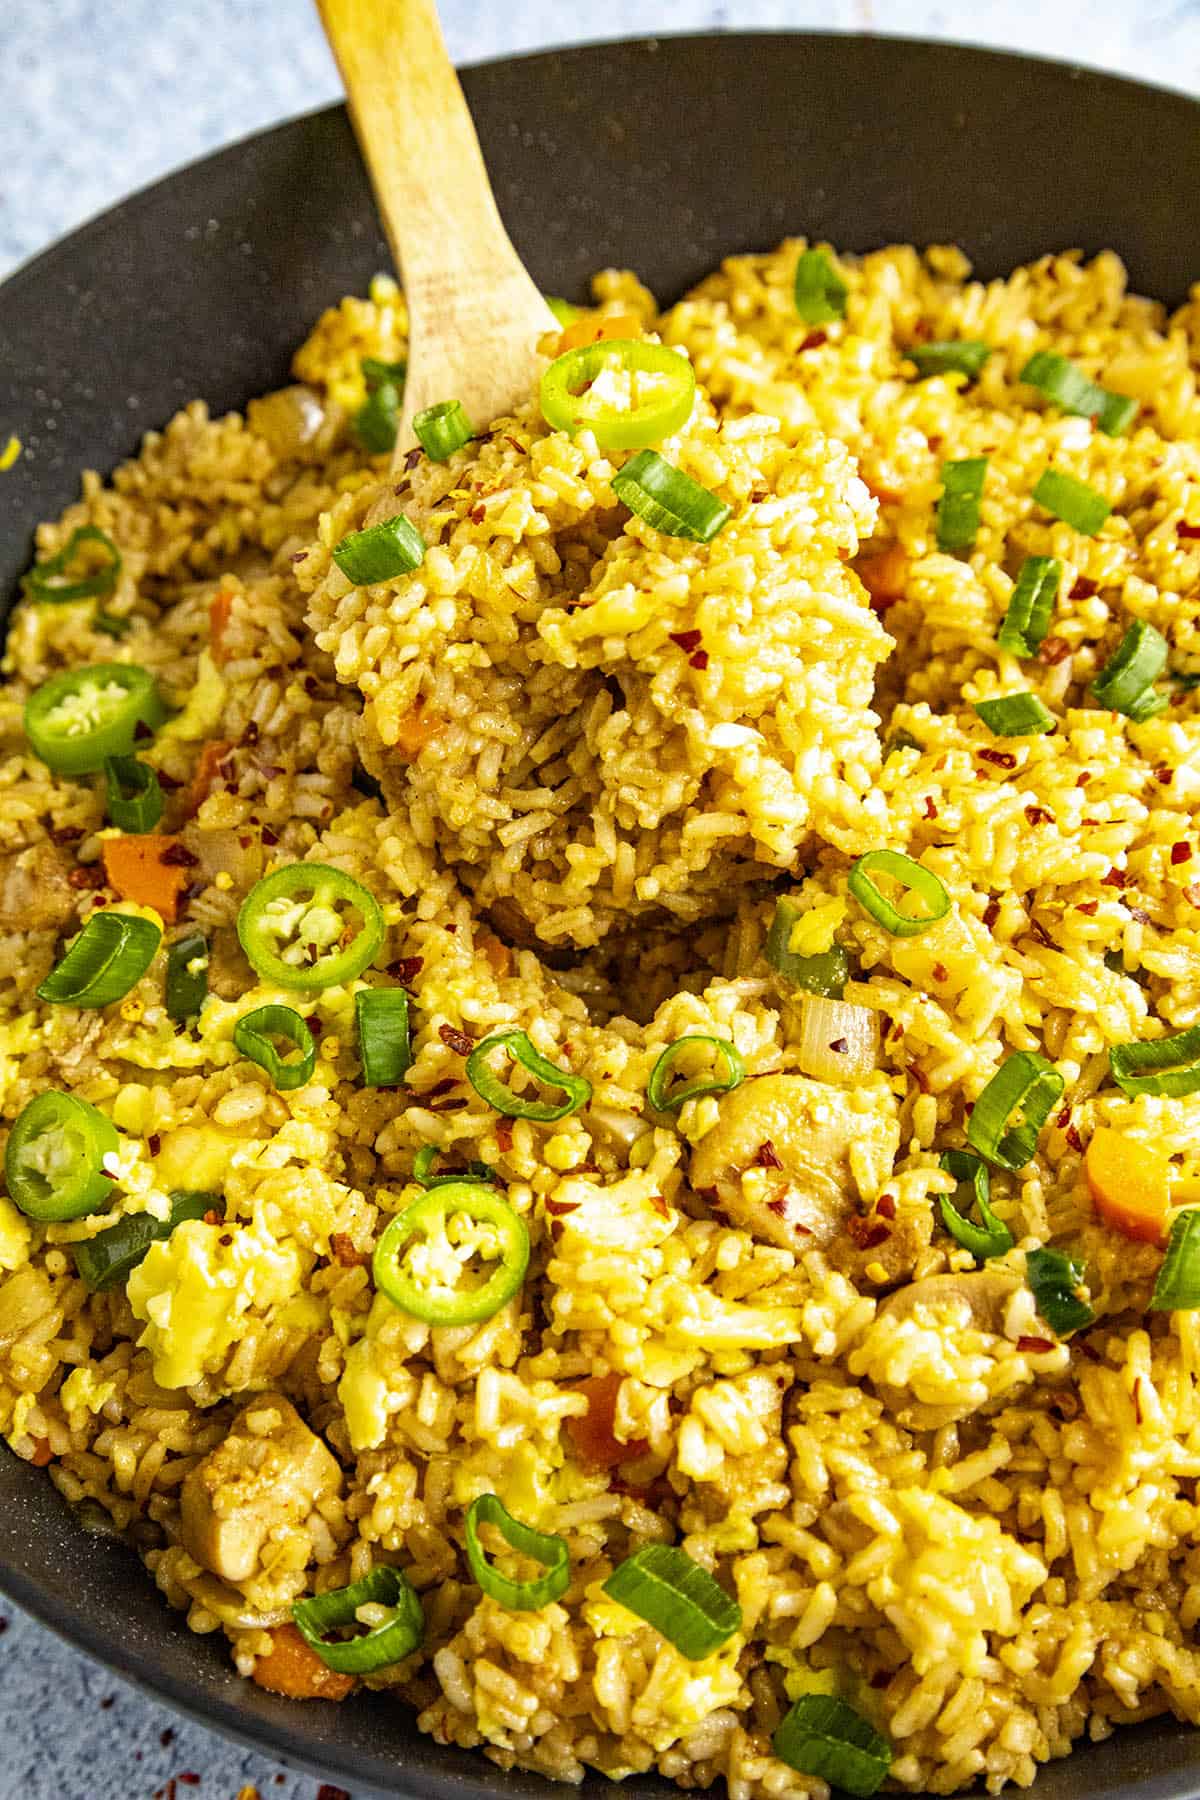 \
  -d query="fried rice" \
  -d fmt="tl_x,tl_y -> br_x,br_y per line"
4,240 -> 1200,1795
